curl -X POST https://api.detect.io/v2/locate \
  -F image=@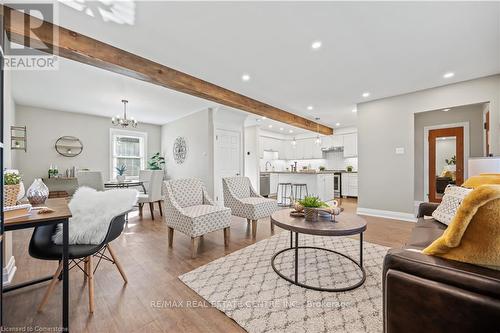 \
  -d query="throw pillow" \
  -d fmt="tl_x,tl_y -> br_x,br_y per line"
52,187 -> 138,245
432,185 -> 472,225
